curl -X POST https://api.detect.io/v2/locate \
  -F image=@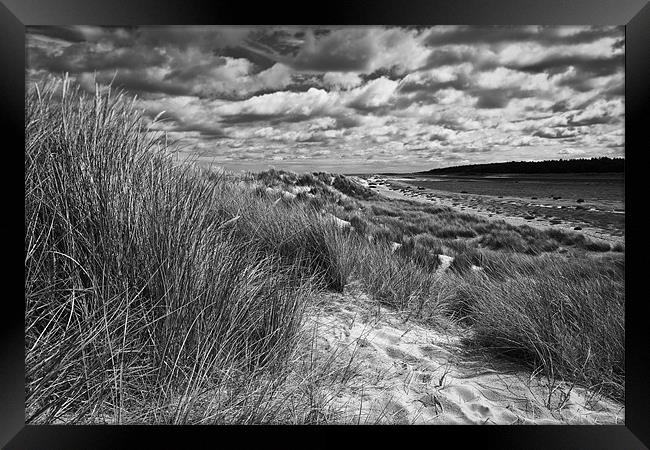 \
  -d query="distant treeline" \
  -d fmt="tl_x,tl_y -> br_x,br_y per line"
419,157 -> 624,175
